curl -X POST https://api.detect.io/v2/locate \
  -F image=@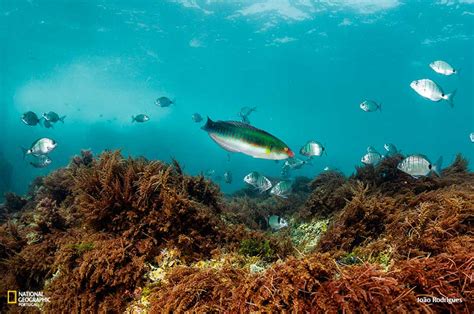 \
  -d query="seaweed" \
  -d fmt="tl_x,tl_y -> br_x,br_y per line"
1,151 -> 472,313
303,170 -> 353,218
